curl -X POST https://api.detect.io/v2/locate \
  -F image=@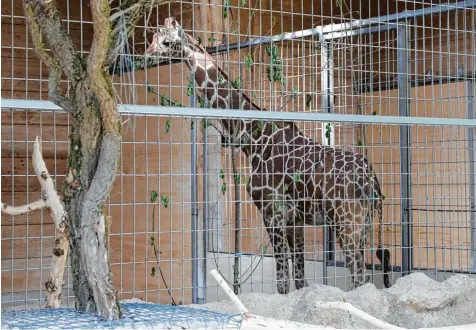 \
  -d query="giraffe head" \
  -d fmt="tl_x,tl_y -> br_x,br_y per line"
145,17 -> 187,62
